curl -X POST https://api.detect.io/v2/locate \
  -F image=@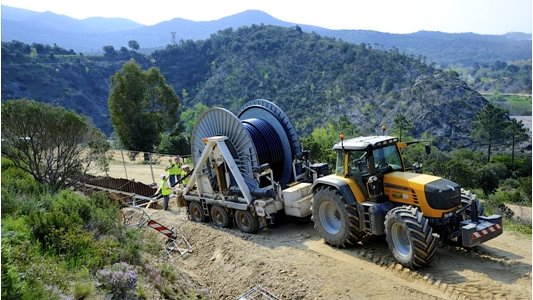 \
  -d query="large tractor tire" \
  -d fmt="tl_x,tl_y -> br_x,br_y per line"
384,206 -> 437,268
234,210 -> 260,234
312,186 -> 364,247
